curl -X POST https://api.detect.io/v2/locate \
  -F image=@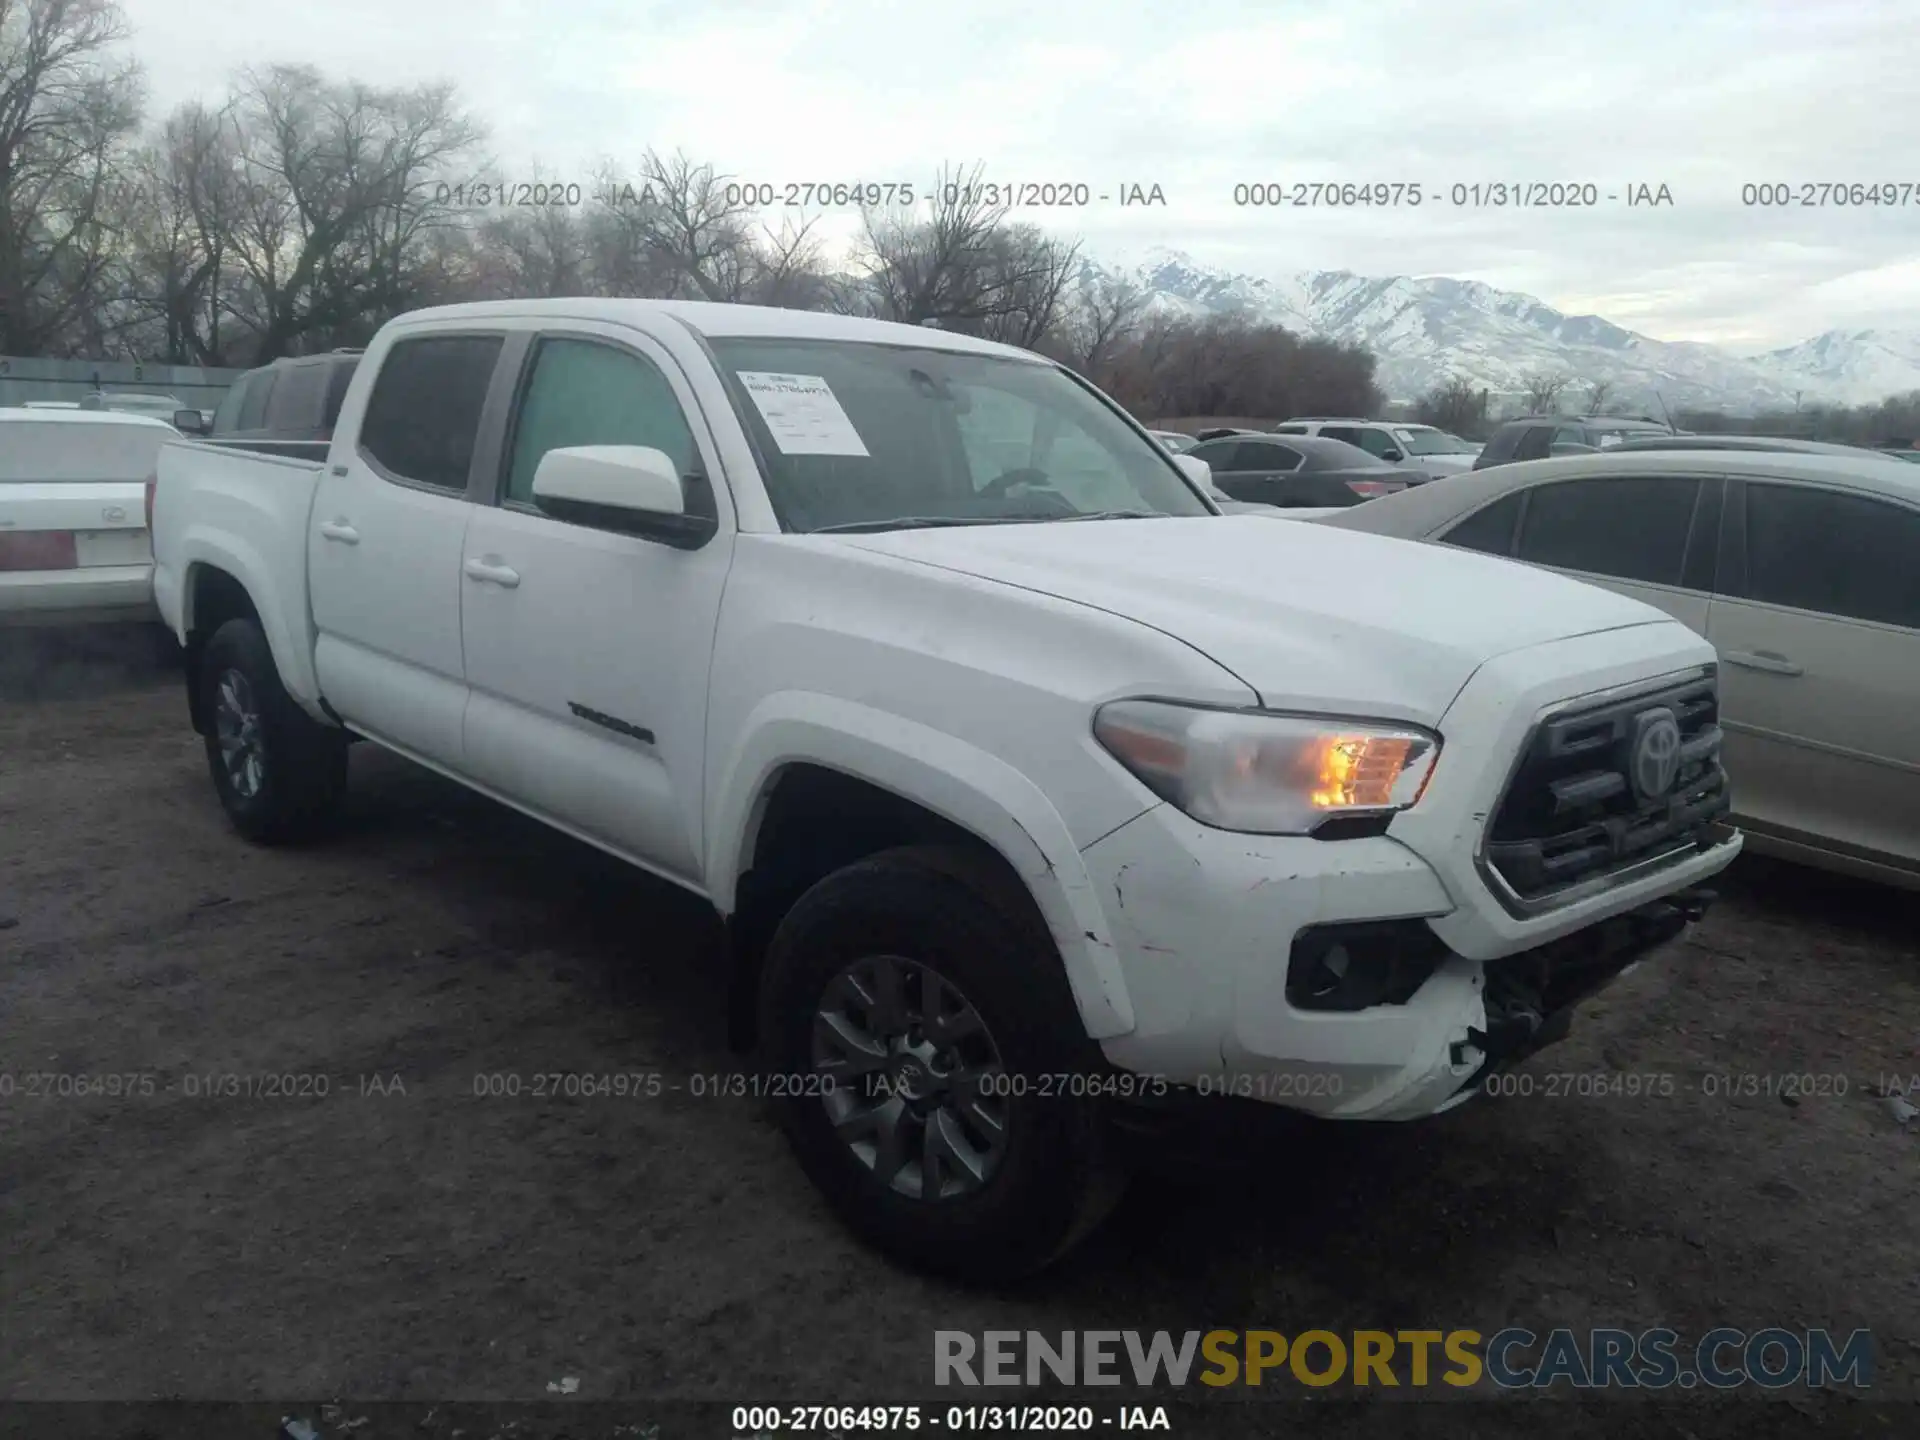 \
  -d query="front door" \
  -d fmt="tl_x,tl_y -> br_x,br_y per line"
458,326 -> 736,887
